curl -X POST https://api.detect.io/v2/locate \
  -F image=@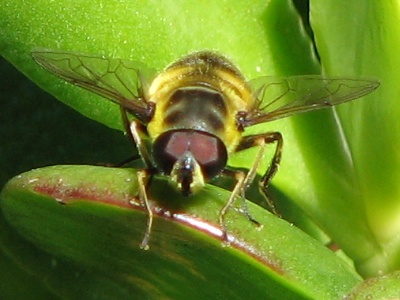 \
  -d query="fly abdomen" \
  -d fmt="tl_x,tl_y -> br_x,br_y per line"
163,87 -> 227,135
